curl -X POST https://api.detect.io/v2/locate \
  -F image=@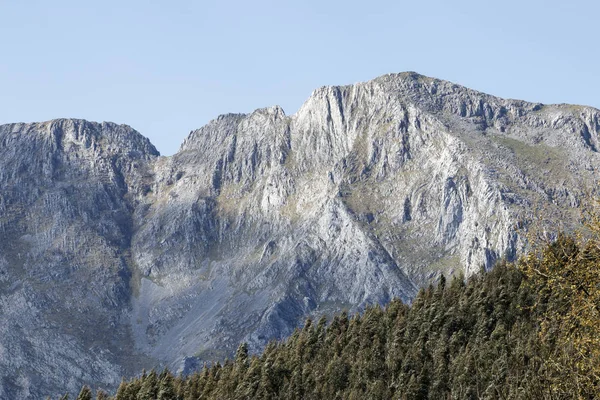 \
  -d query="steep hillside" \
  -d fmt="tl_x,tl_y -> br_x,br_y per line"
76,232 -> 600,399
1,73 -> 599,398
95,263 -> 548,399
0,119 -> 159,398
130,72 -> 599,373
